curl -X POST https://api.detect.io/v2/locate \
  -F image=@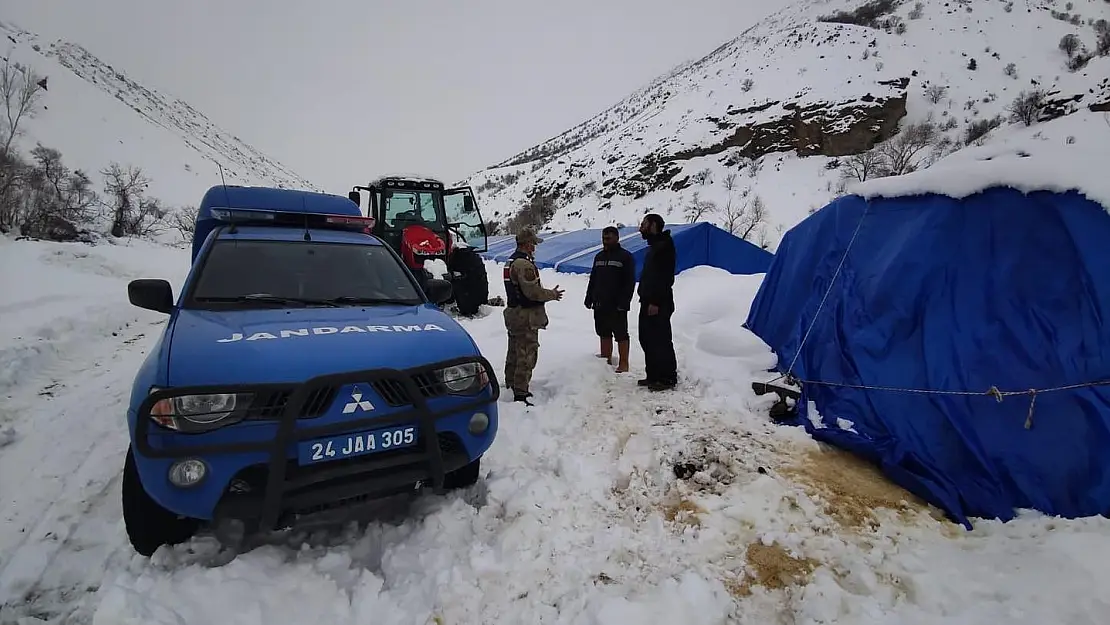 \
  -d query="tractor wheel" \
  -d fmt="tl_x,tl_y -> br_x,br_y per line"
414,267 -> 434,299
448,248 -> 488,317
